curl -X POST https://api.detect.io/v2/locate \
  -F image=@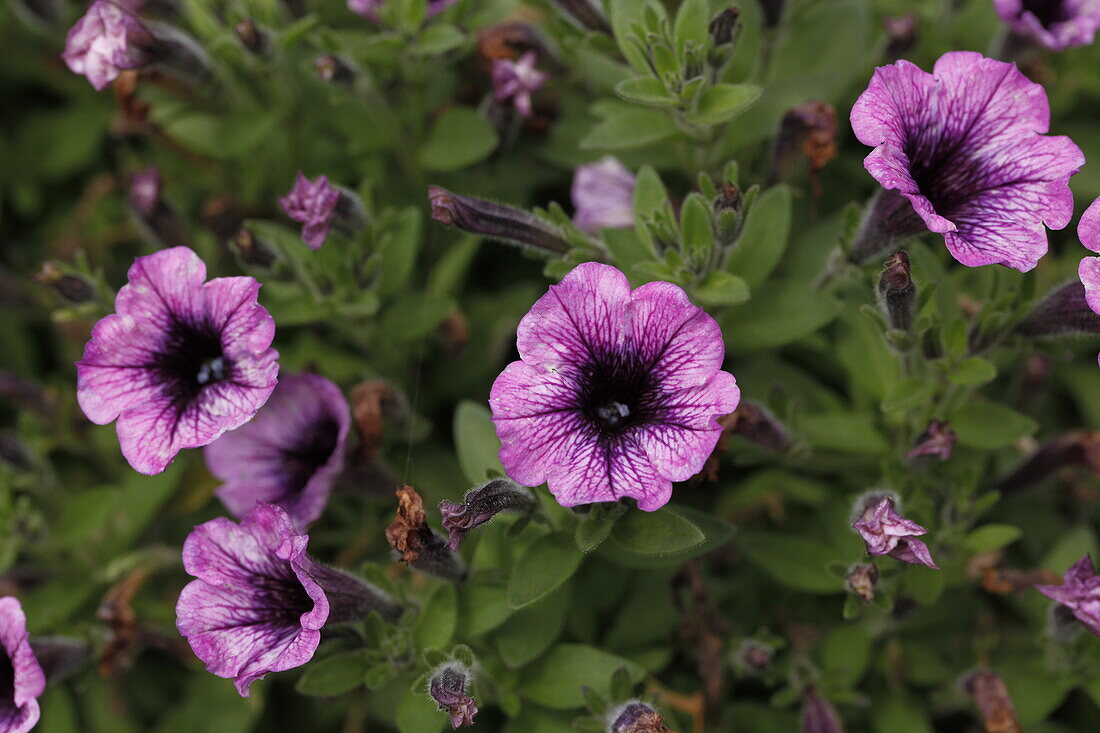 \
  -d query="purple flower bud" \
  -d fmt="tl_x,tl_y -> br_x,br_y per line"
845,563 -> 879,602
608,701 -> 671,733
428,186 -> 571,256
1035,554 -> 1100,636
429,663 -> 478,728
962,669 -> 1021,732
490,51 -> 548,118
572,157 -> 636,233
439,479 -> 536,551
279,173 -> 365,250
878,250 -> 914,331
128,166 -> 187,249
801,688 -> 844,733
234,19 -> 271,56
1016,280 -> 1100,337
883,13 -> 918,59
714,183 -> 746,249
757,0 -> 785,28
907,420 -> 956,461
852,493 -> 939,569
731,639 -> 774,675
0,434 -> 32,470
709,7 -> 742,47
34,262 -> 95,304
61,1 -> 154,91
993,431 -> 1100,495
231,227 -> 278,269
314,54 -> 355,85
549,0 -> 613,34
